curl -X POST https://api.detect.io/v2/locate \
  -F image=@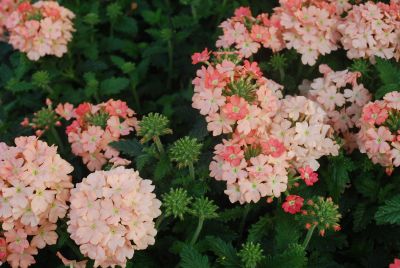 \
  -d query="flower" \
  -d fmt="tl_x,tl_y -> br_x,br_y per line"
299,166 -> 318,186
306,64 -> 371,152
358,92 -> 400,169
4,1 -> 75,61
282,195 -> 304,214
65,100 -> 137,171
222,95 -> 249,121
0,136 -> 73,268
389,258 -> 400,268
67,167 -> 161,267
191,48 -> 211,64
338,1 -> 400,61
